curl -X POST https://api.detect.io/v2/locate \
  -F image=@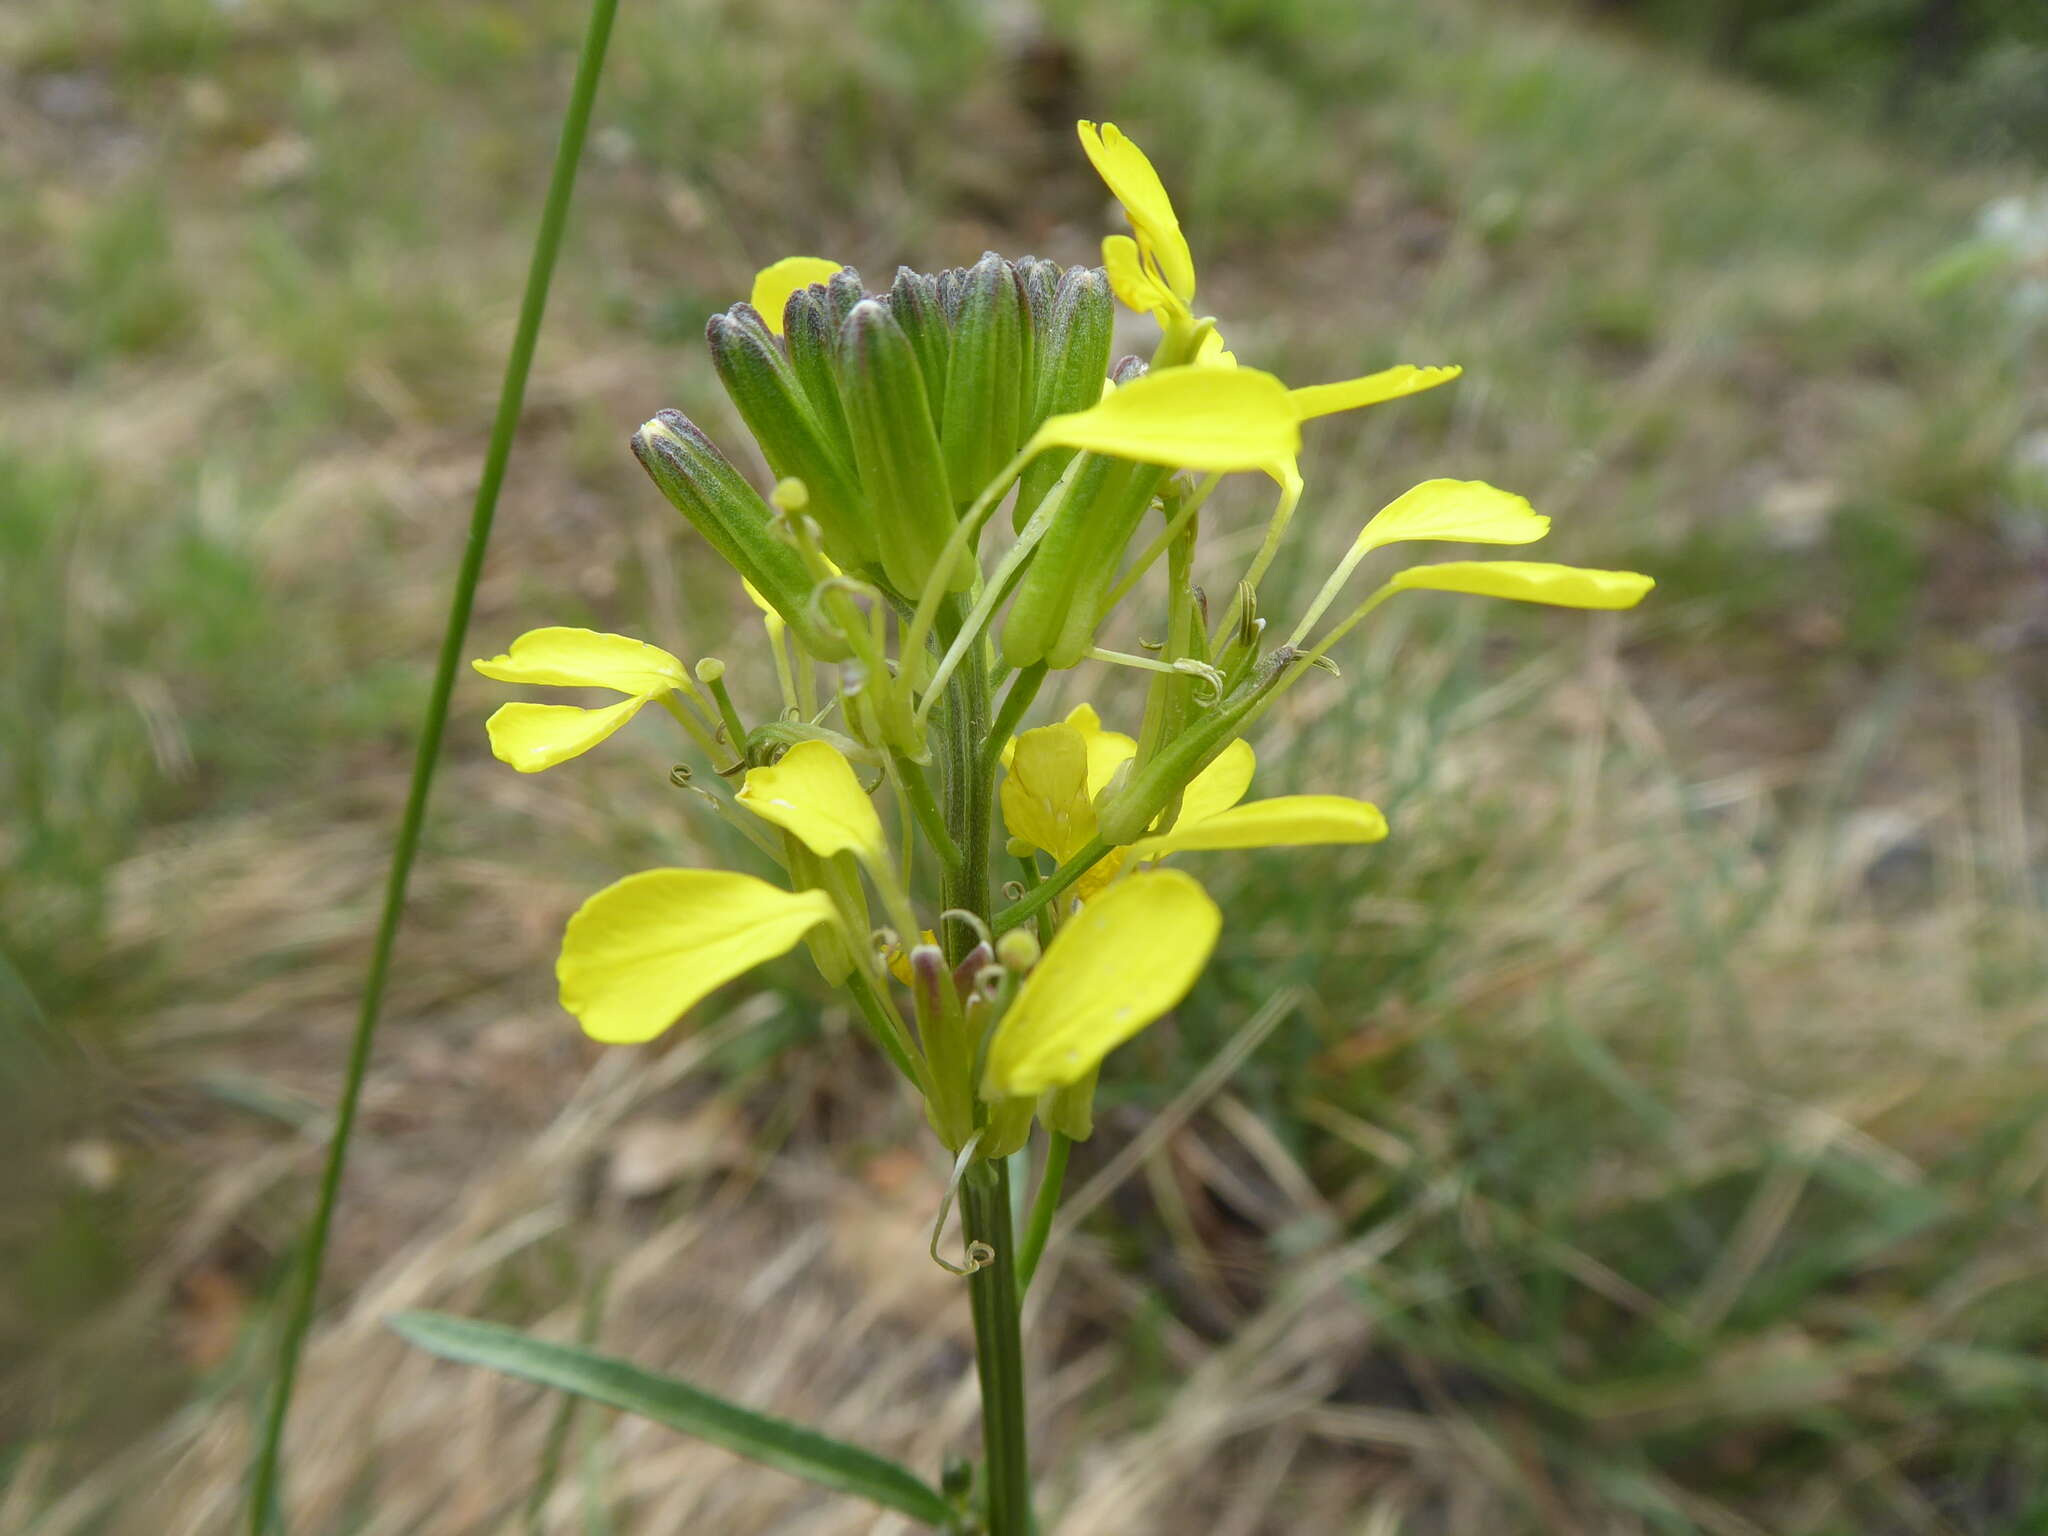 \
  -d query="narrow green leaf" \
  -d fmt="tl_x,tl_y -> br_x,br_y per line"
390,1312 -> 953,1525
